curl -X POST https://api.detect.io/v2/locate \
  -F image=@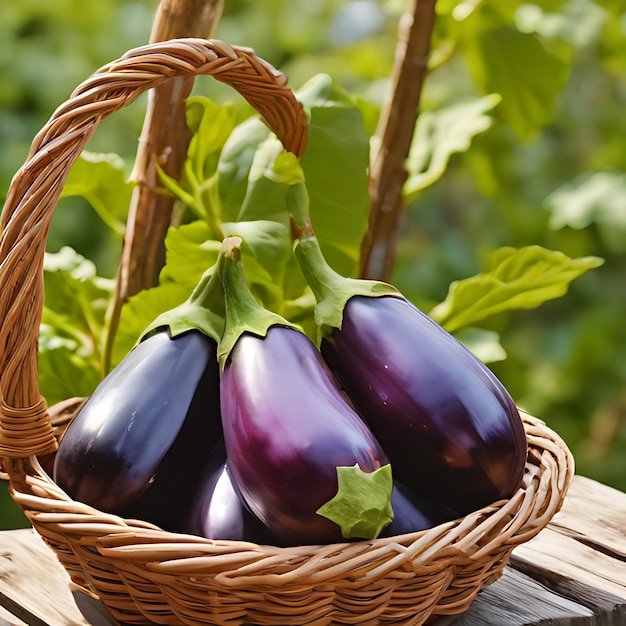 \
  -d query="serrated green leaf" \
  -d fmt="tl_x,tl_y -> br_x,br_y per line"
60,151 -> 132,235
159,221 -> 222,288
43,246 -> 113,347
430,245 -> 605,332
404,94 -> 501,203
465,27 -> 572,141
316,464 -> 394,540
